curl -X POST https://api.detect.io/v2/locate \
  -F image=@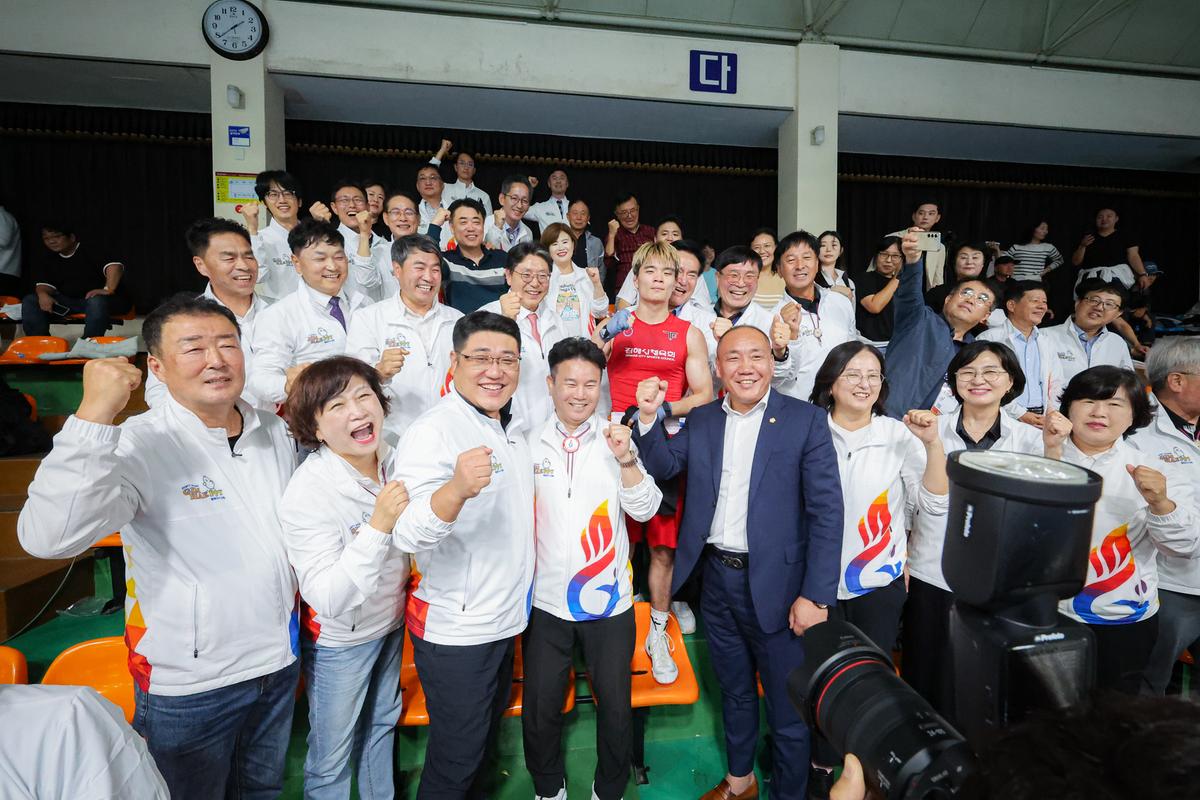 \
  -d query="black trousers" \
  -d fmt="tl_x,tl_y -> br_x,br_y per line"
1090,615 -> 1160,695
410,634 -> 515,800
522,607 -> 635,800
900,577 -> 956,720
